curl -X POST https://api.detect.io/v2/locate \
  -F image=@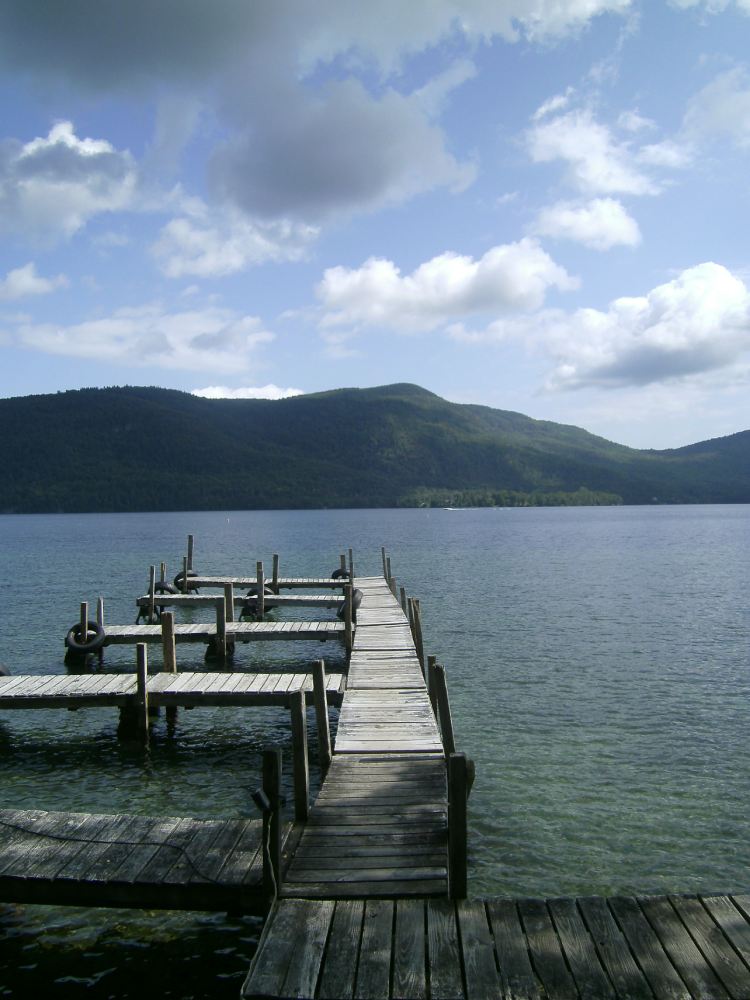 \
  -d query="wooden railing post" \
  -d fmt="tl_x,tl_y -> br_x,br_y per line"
381,546 -> 388,580
187,533 -> 194,571
344,583 -> 353,652
160,561 -> 167,584
96,597 -> 105,666
400,586 -> 407,615
433,663 -> 456,755
148,565 -> 156,623
412,599 -> 426,674
290,691 -> 309,821
161,611 -> 177,673
135,643 -> 149,739
272,554 -> 280,594
256,561 -> 265,619
215,597 -> 226,660
313,660 -> 332,774
427,655 -> 438,713
348,548 -> 354,579
262,748 -> 282,899
224,583 -> 234,623
339,553 -> 347,575
448,752 -> 468,899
